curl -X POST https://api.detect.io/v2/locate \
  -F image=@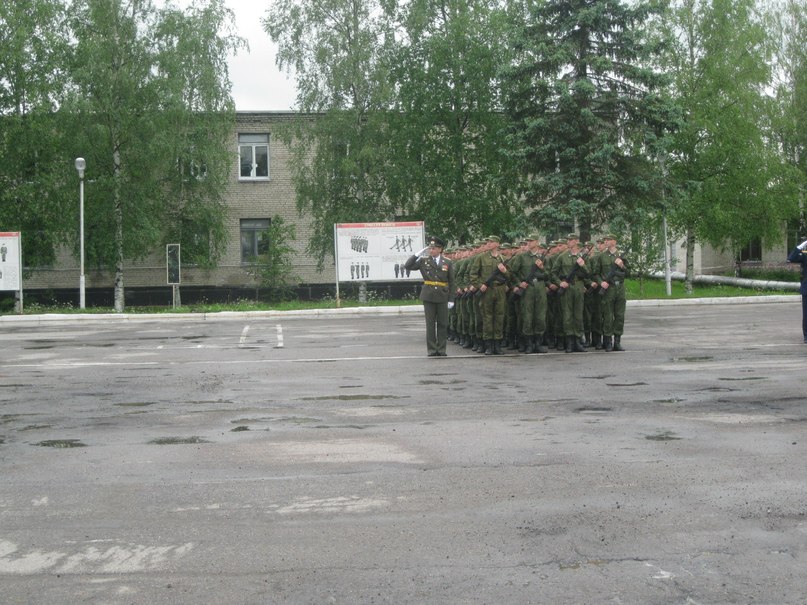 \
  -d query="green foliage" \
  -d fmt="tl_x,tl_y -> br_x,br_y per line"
247,215 -> 300,301
661,0 -> 796,255
0,0 -> 72,268
61,0 -> 241,310
500,0 -> 674,238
